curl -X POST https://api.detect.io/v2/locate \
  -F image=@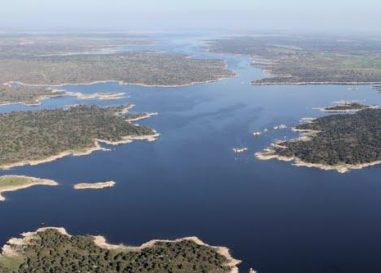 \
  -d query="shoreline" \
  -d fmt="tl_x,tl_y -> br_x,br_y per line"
126,112 -> 158,122
63,91 -> 127,100
0,91 -> 66,107
4,74 -> 233,90
2,227 -> 241,273
0,88 -> 127,107
0,132 -> 160,170
0,175 -> 58,202
92,234 -> 241,273
255,150 -> 381,173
